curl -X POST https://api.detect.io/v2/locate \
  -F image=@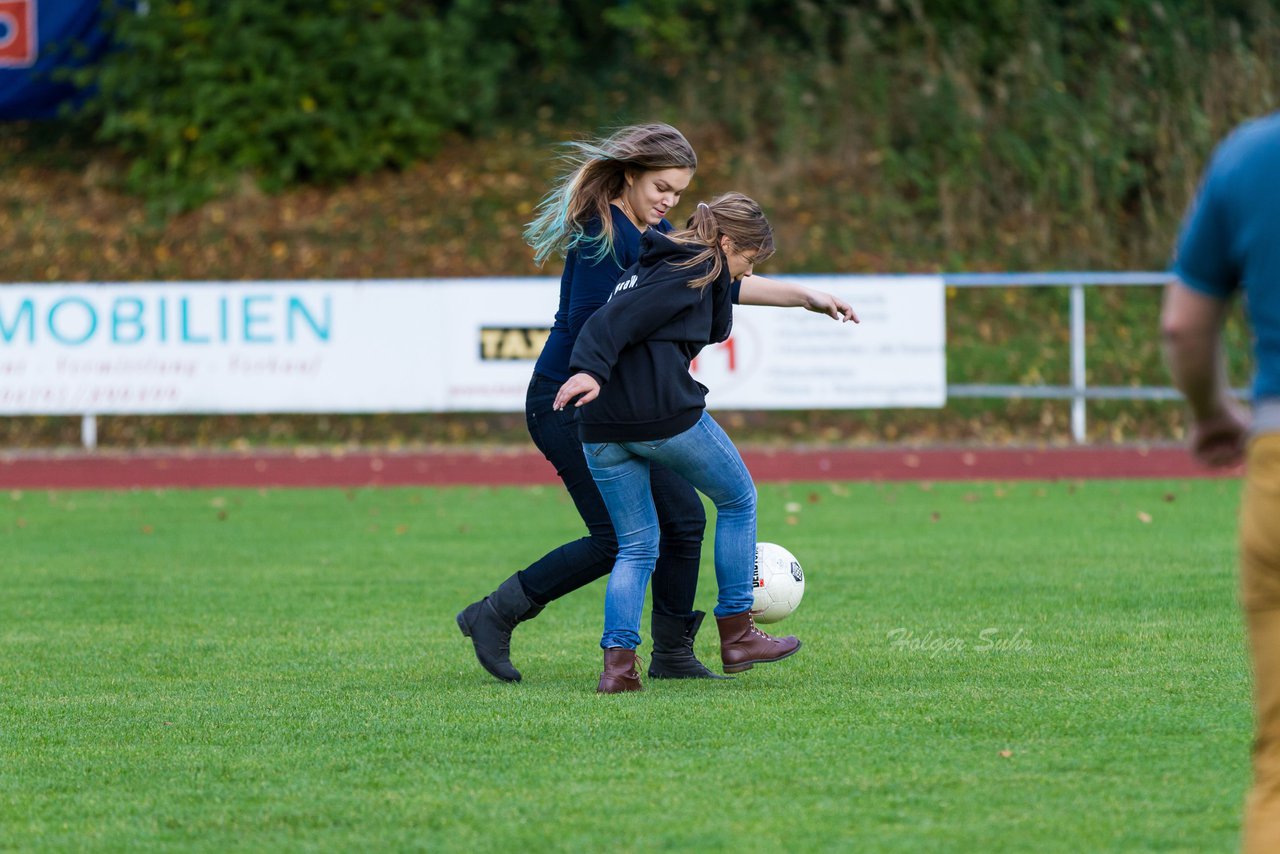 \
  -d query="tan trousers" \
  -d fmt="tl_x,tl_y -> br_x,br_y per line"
1242,435 -> 1280,853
